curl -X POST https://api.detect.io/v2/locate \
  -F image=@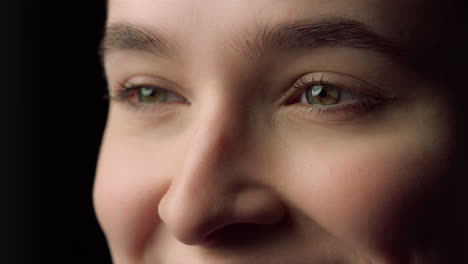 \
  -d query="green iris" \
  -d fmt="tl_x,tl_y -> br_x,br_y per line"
137,86 -> 167,104
306,84 -> 340,105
